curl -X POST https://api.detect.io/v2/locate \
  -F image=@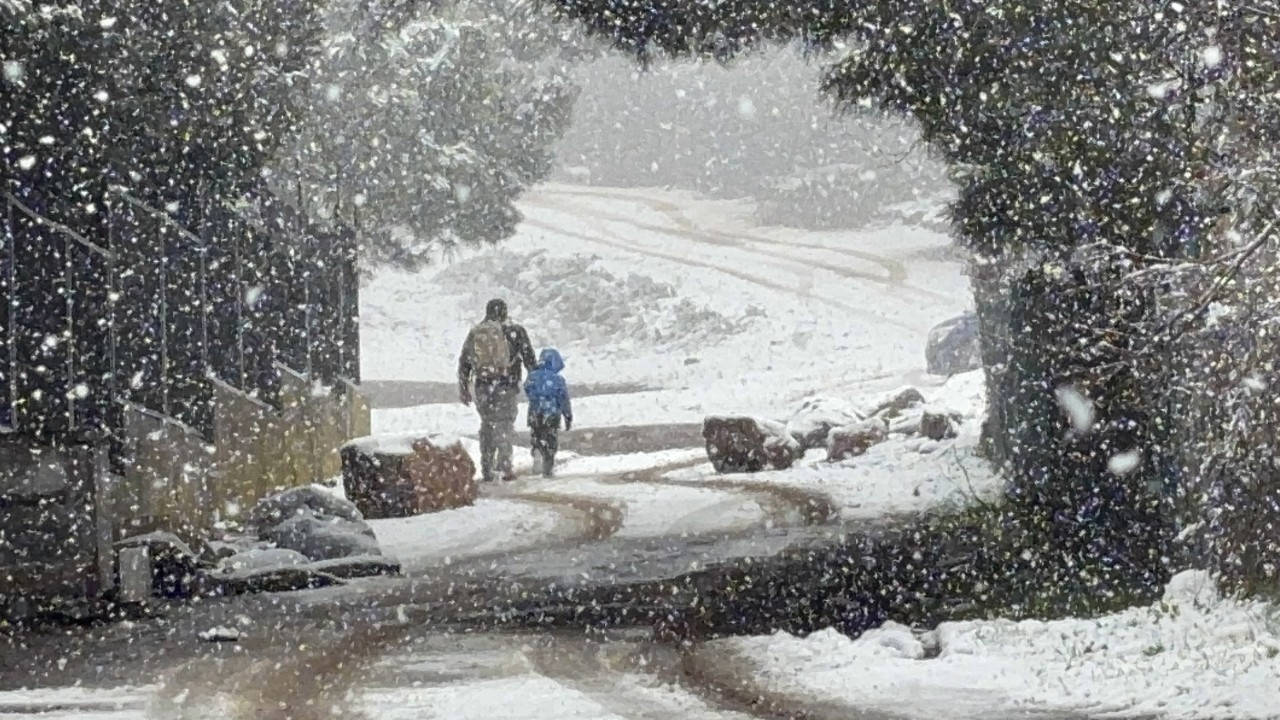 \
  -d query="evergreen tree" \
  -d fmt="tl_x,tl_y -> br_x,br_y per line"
0,0 -> 319,218
536,0 -> 1280,602
279,0 -> 579,269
